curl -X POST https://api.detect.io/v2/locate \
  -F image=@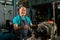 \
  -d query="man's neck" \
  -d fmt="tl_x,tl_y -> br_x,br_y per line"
20,15 -> 26,18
